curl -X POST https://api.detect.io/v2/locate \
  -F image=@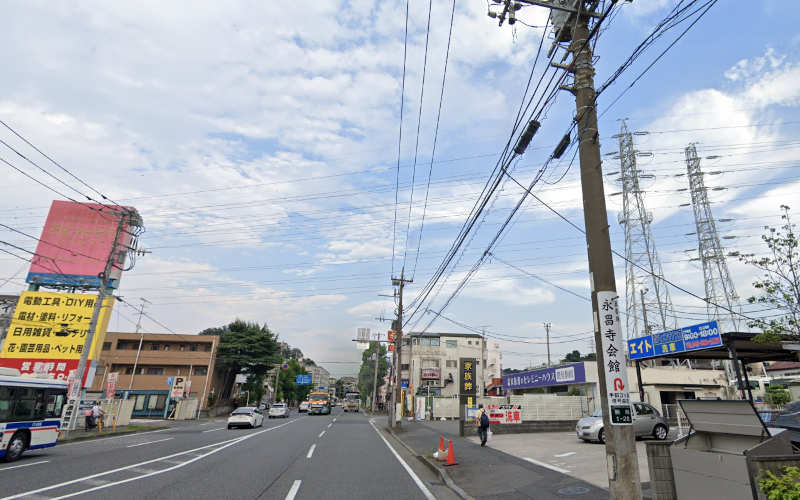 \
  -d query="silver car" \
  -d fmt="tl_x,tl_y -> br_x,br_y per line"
576,402 -> 669,443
